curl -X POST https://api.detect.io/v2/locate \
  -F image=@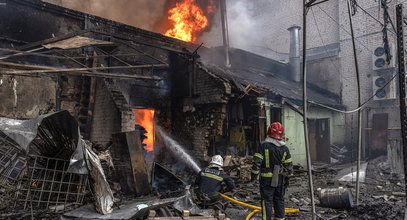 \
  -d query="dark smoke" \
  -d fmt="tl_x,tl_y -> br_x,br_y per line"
43,0 -> 167,31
